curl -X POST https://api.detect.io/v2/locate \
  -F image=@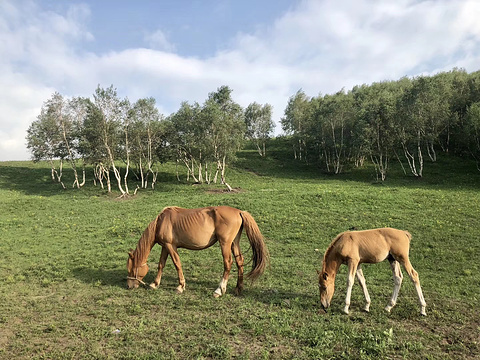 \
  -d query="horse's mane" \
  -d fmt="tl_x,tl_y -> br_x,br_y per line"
133,214 -> 161,266
133,207 -> 183,265
322,232 -> 344,270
